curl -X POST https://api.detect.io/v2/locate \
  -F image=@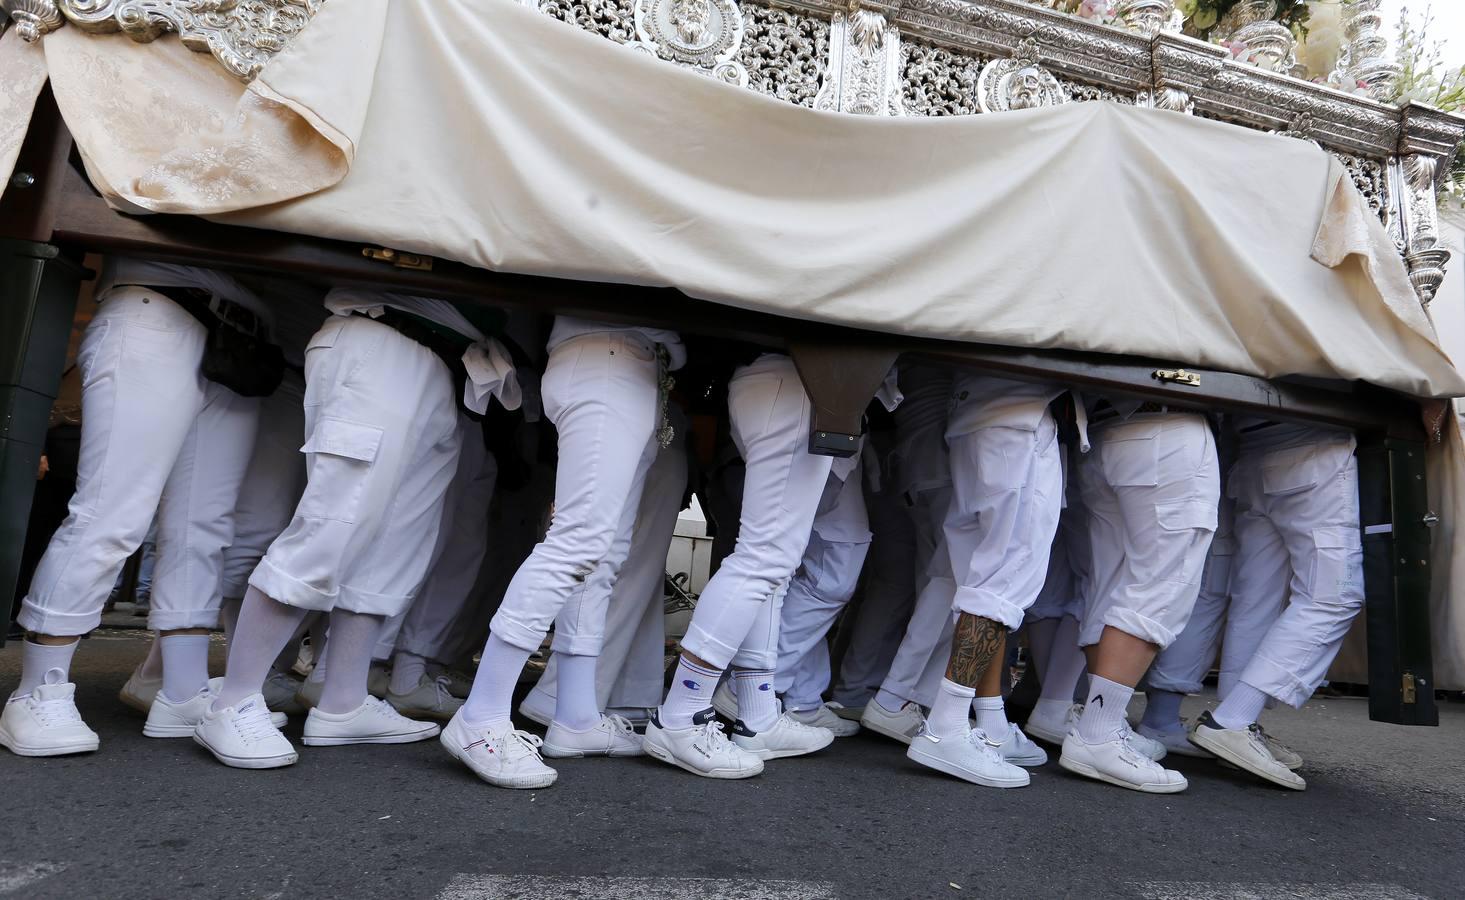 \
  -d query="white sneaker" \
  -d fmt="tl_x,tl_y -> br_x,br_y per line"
711,679 -> 739,721
387,675 -> 464,722
832,702 -> 865,722
0,677 -> 100,757
1121,721 -> 1168,762
1024,702 -> 1080,745
1255,723 -> 1304,771
146,679 -> 285,737
437,669 -> 474,700
731,712 -> 834,760
1189,712 -> 1306,790
1058,732 -> 1188,794
440,712 -> 557,789
193,694 -> 297,769
992,722 -> 1048,767
1138,722 -> 1212,759
543,714 -> 644,758
907,727 -> 1030,788
118,667 -> 161,715
517,691 -> 554,728
605,706 -> 654,728
302,696 -> 440,746
642,709 -> 764,779
860,700 -> 926,745
262,671 -> 307,716
787,703 -> 860,737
